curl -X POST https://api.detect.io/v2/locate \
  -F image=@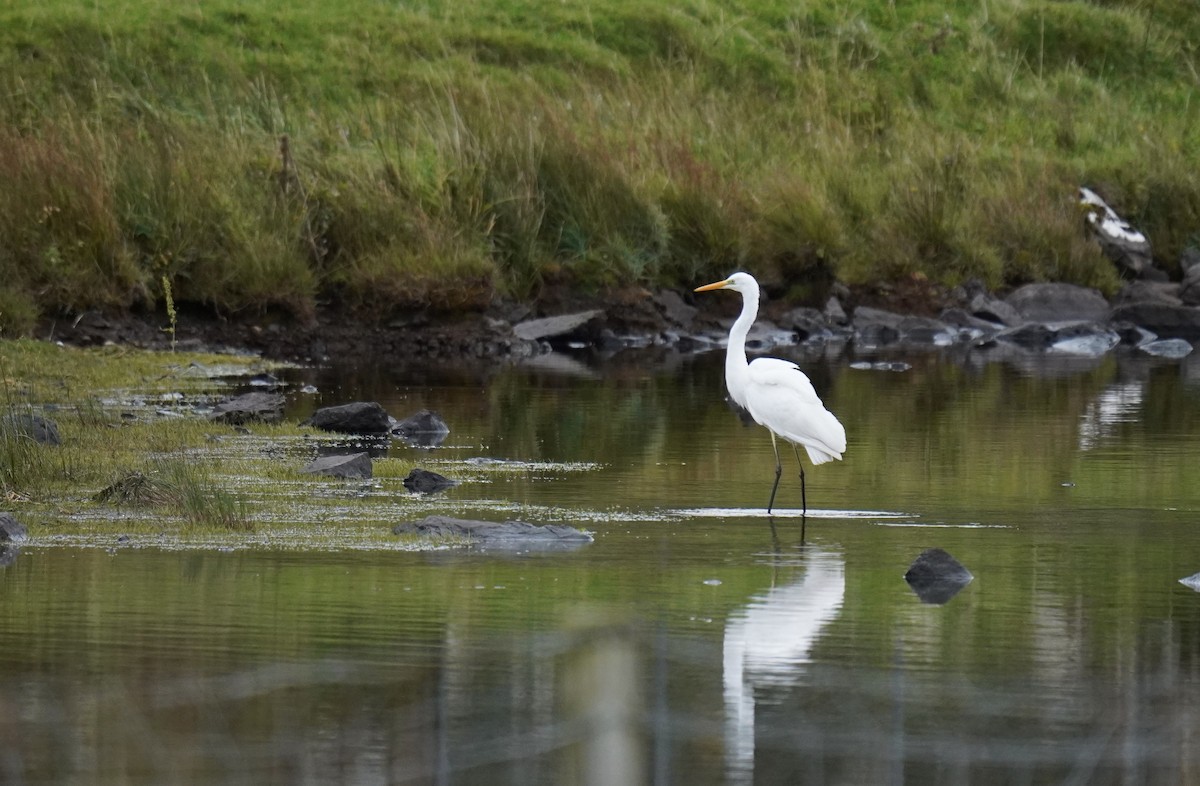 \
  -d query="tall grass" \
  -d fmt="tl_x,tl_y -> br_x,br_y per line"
0,0 -> 1197,326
